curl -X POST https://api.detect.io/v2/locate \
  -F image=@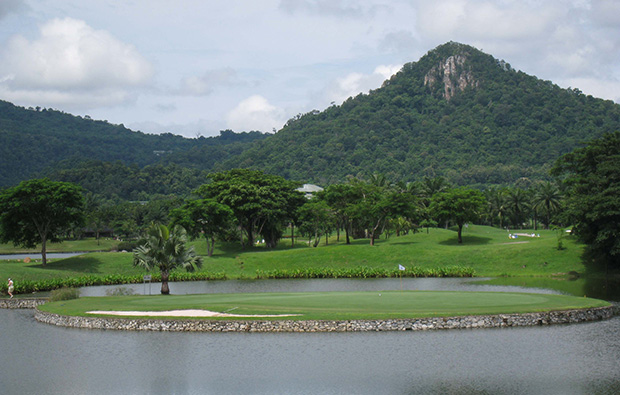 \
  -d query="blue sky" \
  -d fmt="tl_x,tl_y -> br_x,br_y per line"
1,0 -> 619,137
